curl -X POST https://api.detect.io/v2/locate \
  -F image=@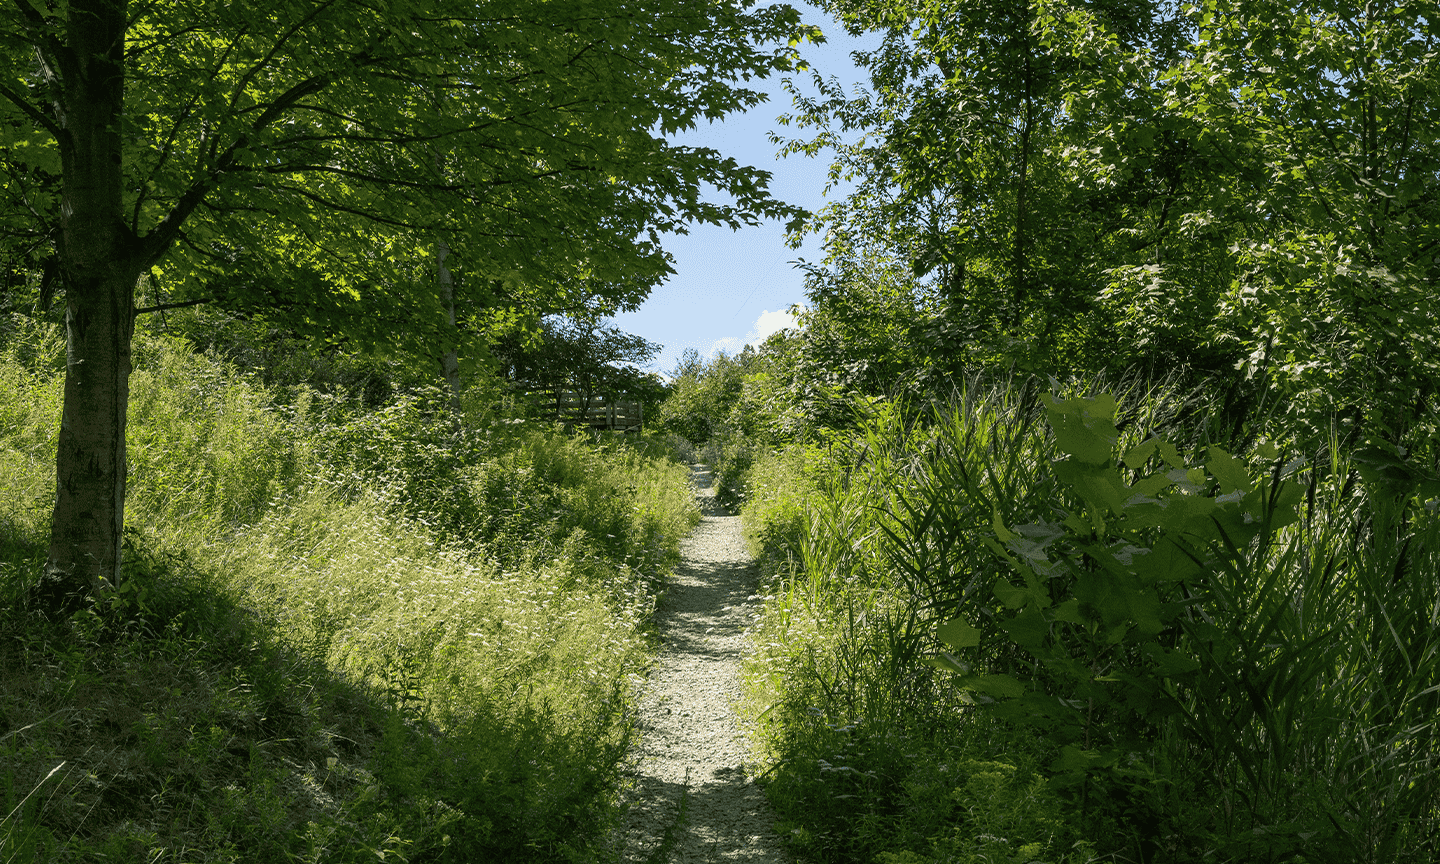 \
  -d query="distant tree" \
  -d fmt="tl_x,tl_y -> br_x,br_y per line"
494,317 -> 664,421
657,348 -> 750,444
779,0 -> 1440,447
775,0 -> 1175,370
